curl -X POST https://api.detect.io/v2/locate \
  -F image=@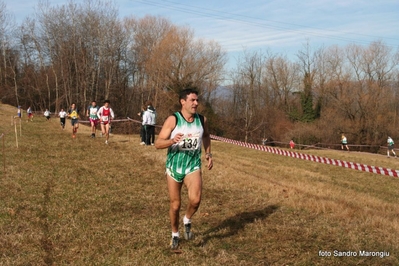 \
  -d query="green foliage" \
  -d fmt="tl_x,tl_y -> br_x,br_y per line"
288,106 -> 301,122
201,101 -> 223,136
286,73 -> 320,123
299,72 -> 317,123
300,91 -> 316,122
